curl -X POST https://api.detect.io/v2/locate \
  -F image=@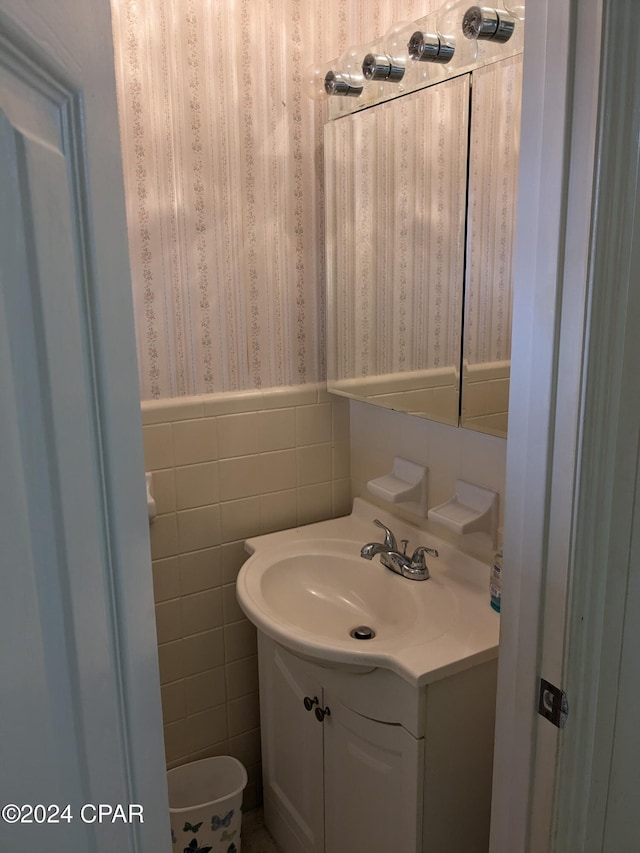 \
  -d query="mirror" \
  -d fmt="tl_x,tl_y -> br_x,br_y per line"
461,55 -> 522,437
325,54 -> 522,438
